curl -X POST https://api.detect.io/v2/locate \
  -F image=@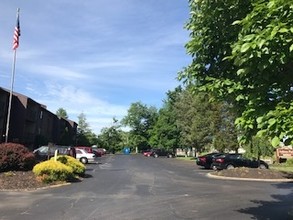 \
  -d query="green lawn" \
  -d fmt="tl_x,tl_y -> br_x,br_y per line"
269,164 -> 293,173
176,156 -> 196,161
